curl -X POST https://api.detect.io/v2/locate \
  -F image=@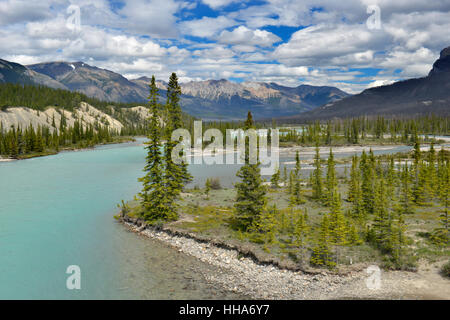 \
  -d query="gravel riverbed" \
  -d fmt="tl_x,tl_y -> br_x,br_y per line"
122,221 -> 449,299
